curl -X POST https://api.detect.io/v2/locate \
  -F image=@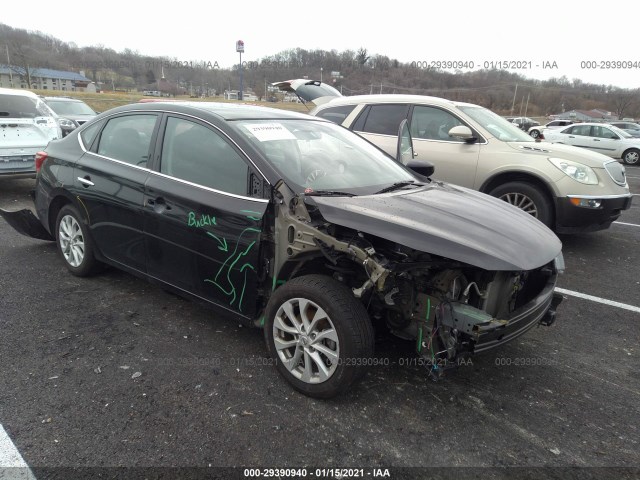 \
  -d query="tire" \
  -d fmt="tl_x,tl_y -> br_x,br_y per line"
55,204 -> 100,277
529,129 -> 540,139
264,274 -> 374,398
622,149 -> 640,165
488,182 -> 553,228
